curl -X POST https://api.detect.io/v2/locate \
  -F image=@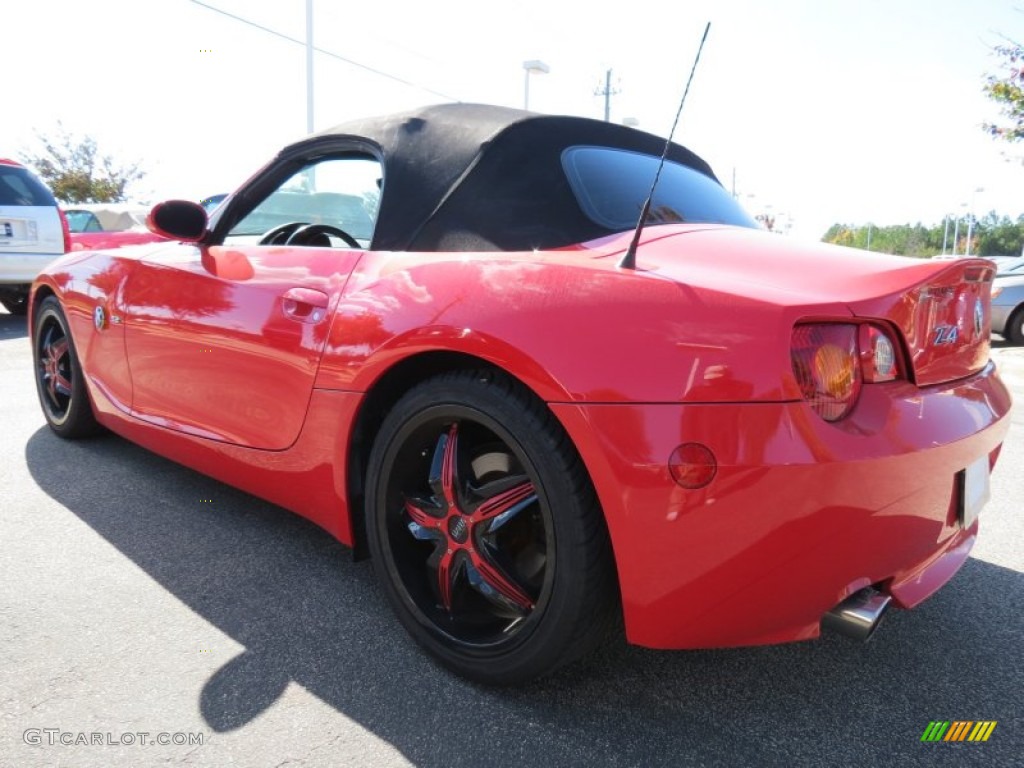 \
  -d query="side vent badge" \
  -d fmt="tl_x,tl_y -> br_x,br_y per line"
94,305 -> 106,331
